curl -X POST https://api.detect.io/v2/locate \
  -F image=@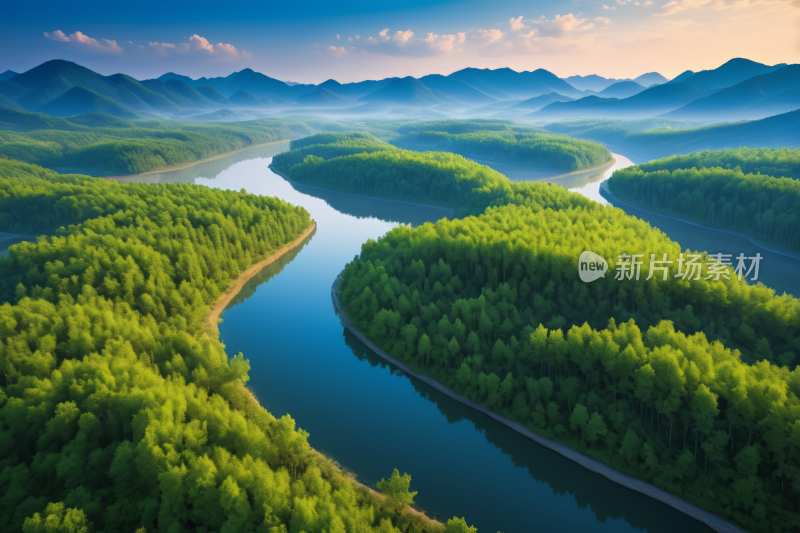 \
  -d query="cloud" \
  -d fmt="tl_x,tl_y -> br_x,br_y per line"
598,4 -> 617,9
355,35 -> 360,39
655,0 -> 789,16
528,14 -> 595,36
379,28 -> 389,38
44,30 -> 123,53
616,0 -> 628,4
474,28 -> 505,45
509,16 -> 528,30
422,32 -> 467,52
148,34 -> 243,58
242,50 -> 253,59
635,0 -> 654,4
393,29 -> 414,43
594,16 -> 612,22
337,34 -> 340,39
327,46 -> 348,57
348,36 -> 353,41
